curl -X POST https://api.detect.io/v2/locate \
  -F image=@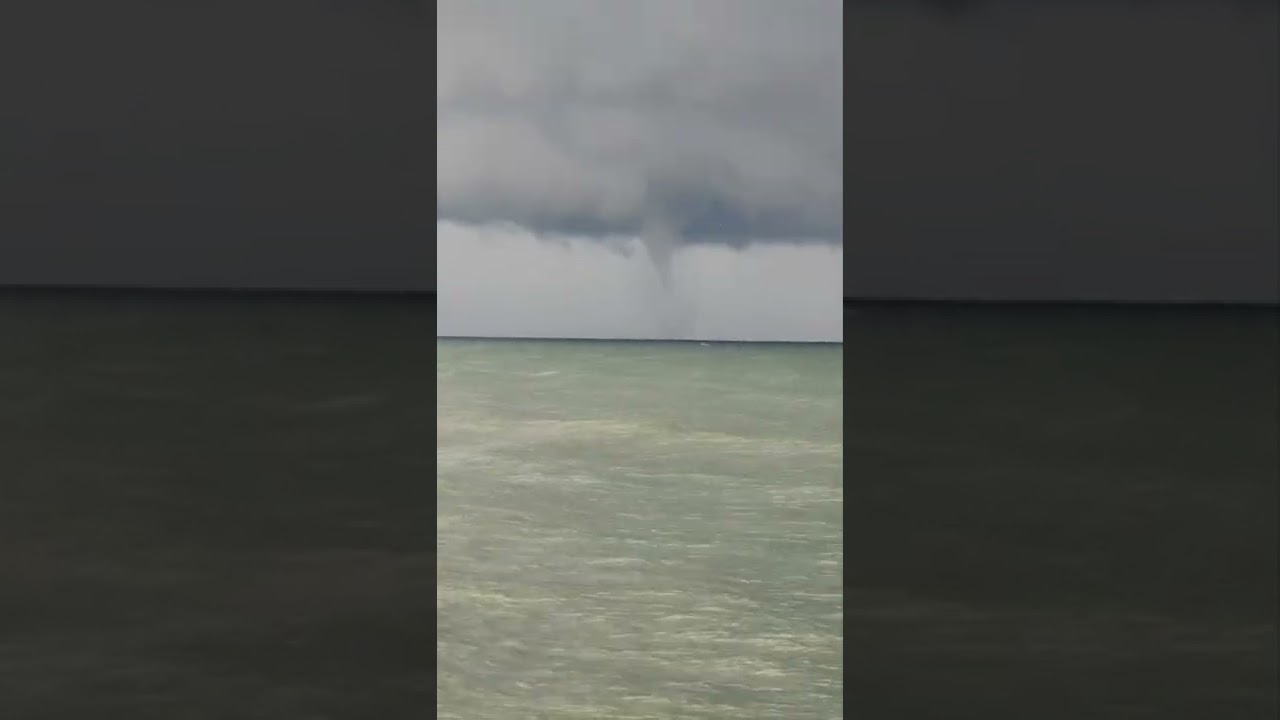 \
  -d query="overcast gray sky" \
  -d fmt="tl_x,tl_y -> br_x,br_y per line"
437,0 -> 844,341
